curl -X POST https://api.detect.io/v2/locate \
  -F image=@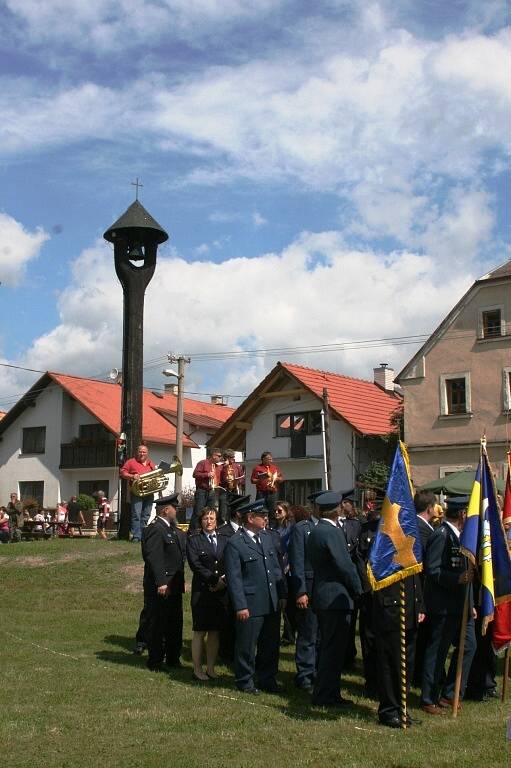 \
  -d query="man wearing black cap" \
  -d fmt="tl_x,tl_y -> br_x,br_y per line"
338,494 -> 364,668
141,493 -> 186,671
307,490 -> 363,707
420,496 -> 476,714
224,499 -> 287,694
288,496 -> 320,692
217,494 -> 251,662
